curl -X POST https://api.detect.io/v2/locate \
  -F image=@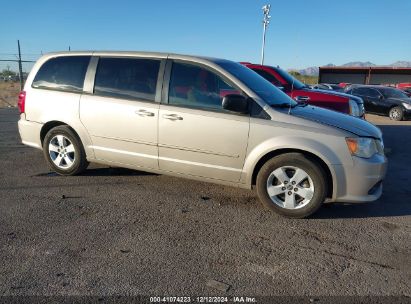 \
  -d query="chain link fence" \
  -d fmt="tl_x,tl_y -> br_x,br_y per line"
0,52 -> 40,108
